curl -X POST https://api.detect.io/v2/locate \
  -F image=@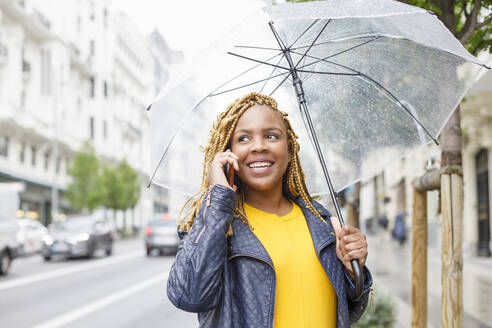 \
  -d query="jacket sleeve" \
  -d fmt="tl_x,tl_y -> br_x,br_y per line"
166,184 -> 238,313
344,265 -> 373,323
